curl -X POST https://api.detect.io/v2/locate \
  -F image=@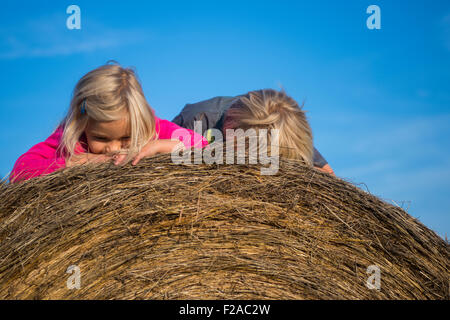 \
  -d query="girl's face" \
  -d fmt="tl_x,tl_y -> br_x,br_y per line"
84,110 -> 131,154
